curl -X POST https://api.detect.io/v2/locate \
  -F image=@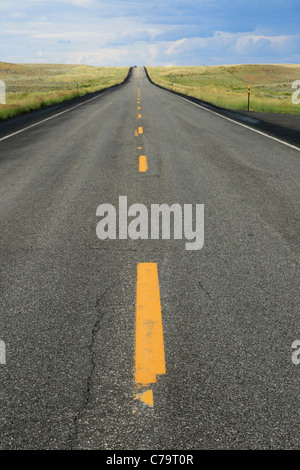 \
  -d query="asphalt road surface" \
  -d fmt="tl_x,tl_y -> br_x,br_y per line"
0,67 -> 299,450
